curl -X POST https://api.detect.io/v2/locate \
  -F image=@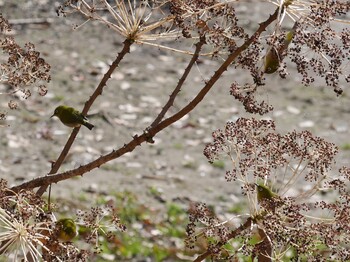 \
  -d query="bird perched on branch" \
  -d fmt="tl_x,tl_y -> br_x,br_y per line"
263,26 -> 295,74
51,105 -> 94,130
256,183 -> 277,202
55,218 -> 77,242
256,183 -> 280,212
